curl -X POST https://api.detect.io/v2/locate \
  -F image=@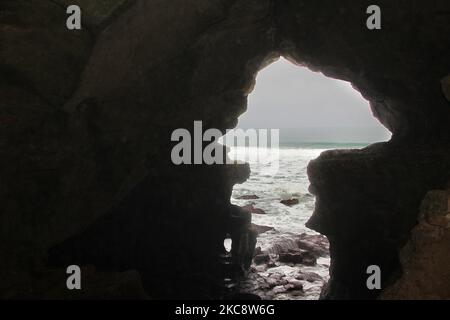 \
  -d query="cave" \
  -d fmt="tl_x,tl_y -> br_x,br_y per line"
1,0 -> 449,300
